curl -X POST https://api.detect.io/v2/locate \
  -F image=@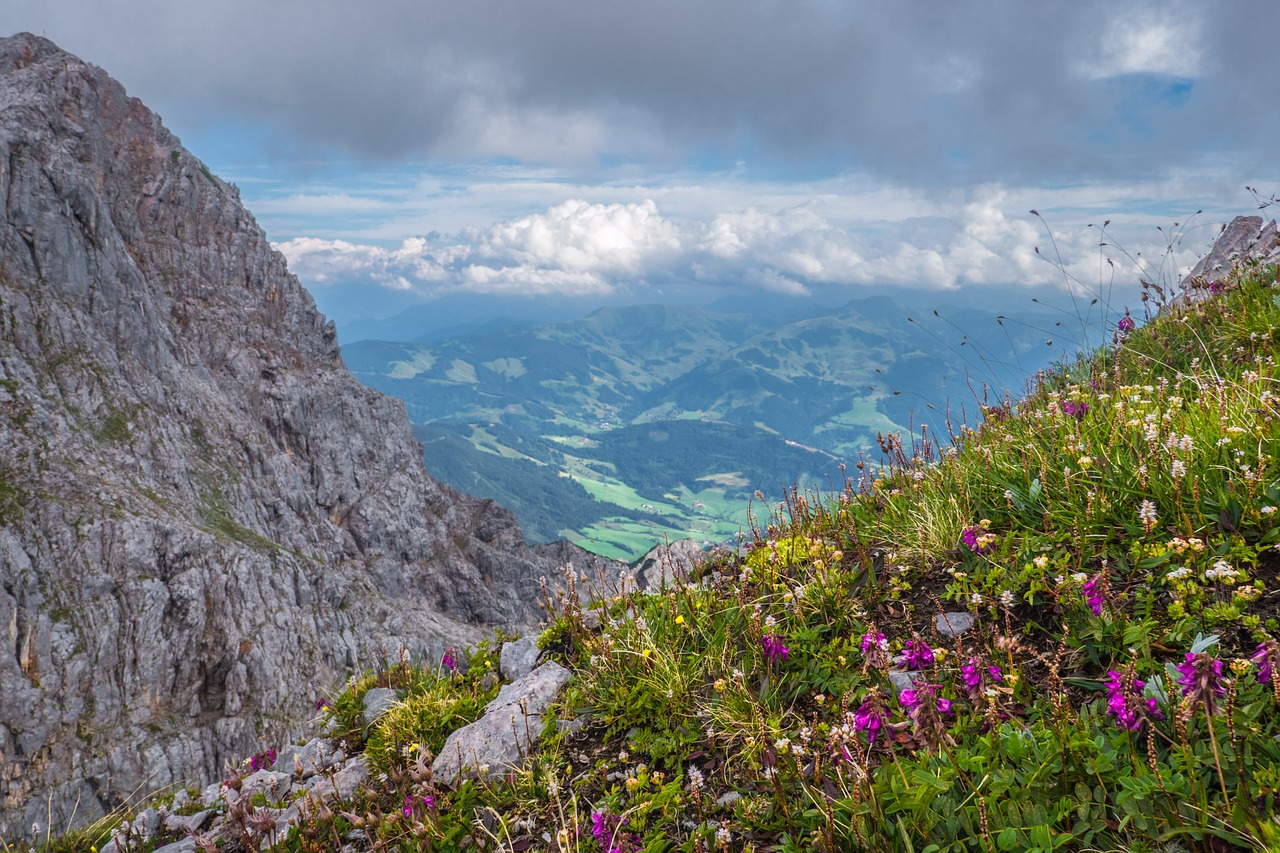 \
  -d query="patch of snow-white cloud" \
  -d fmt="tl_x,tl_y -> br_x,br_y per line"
276,187 -> 1181,307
